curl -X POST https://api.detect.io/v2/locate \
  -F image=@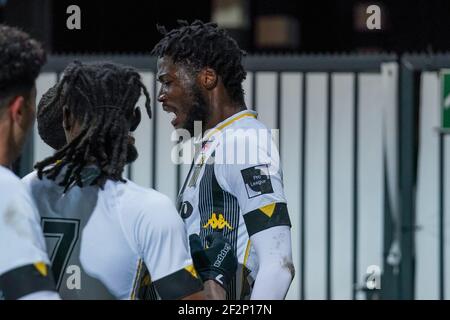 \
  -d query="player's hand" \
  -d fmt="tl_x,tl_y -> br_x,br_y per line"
189,233 -> 237,291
